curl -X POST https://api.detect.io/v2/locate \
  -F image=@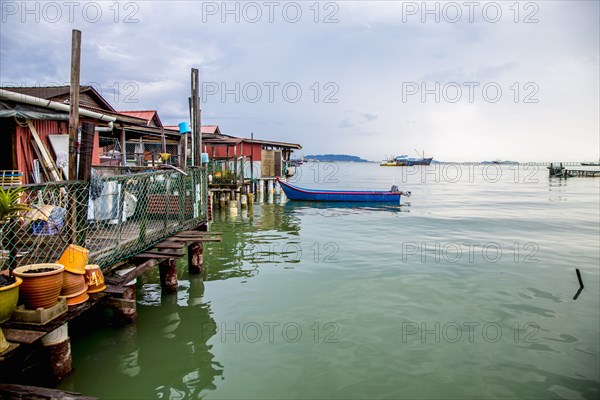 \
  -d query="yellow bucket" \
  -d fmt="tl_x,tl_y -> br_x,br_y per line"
57,244 -> 89,275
